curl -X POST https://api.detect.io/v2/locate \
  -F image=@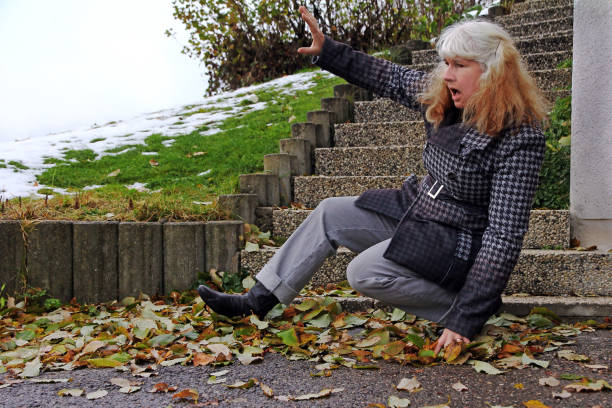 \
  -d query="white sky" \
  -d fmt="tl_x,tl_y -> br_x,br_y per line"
0,0 -> 207,143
